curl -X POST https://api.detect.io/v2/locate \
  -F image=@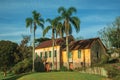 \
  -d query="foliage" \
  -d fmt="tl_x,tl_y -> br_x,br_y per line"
17,35 -> 32,61
34,56 -> 45,72
0,40 -> 18,76
35,37 -> 50,44
58,6 -> 80,69
12,58 -> 32,74
103,63 -> 120,79
60,66 -> 68,71
26,10 -> 44,72
100,54 -> 109,64
98,16 -> 120,49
